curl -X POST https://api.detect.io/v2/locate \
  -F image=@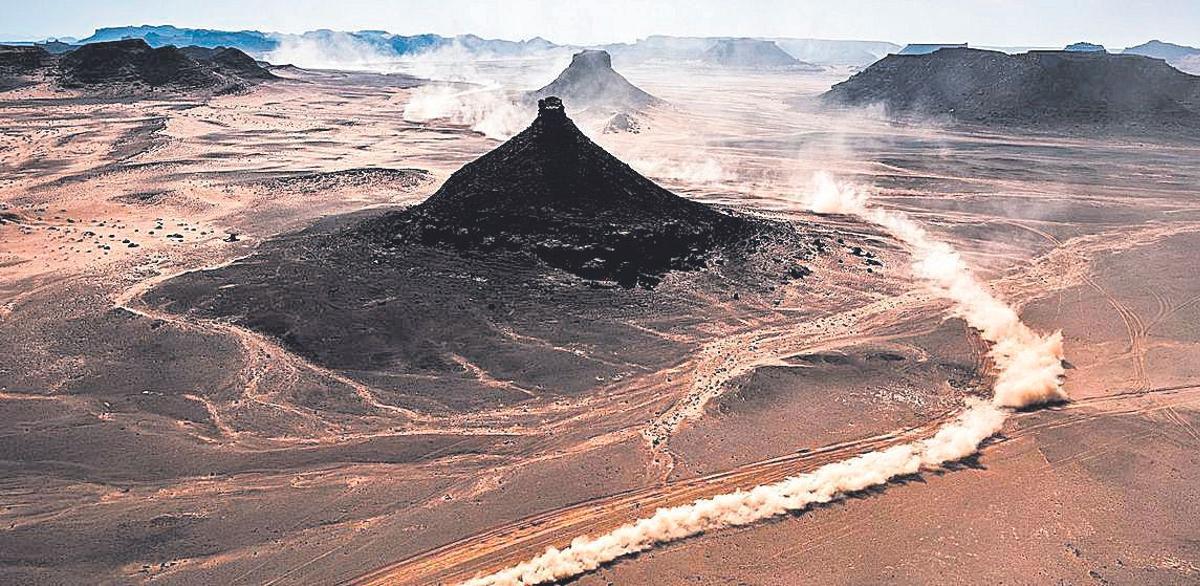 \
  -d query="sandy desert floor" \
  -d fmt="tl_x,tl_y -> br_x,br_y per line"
2,63 -> 1199,585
